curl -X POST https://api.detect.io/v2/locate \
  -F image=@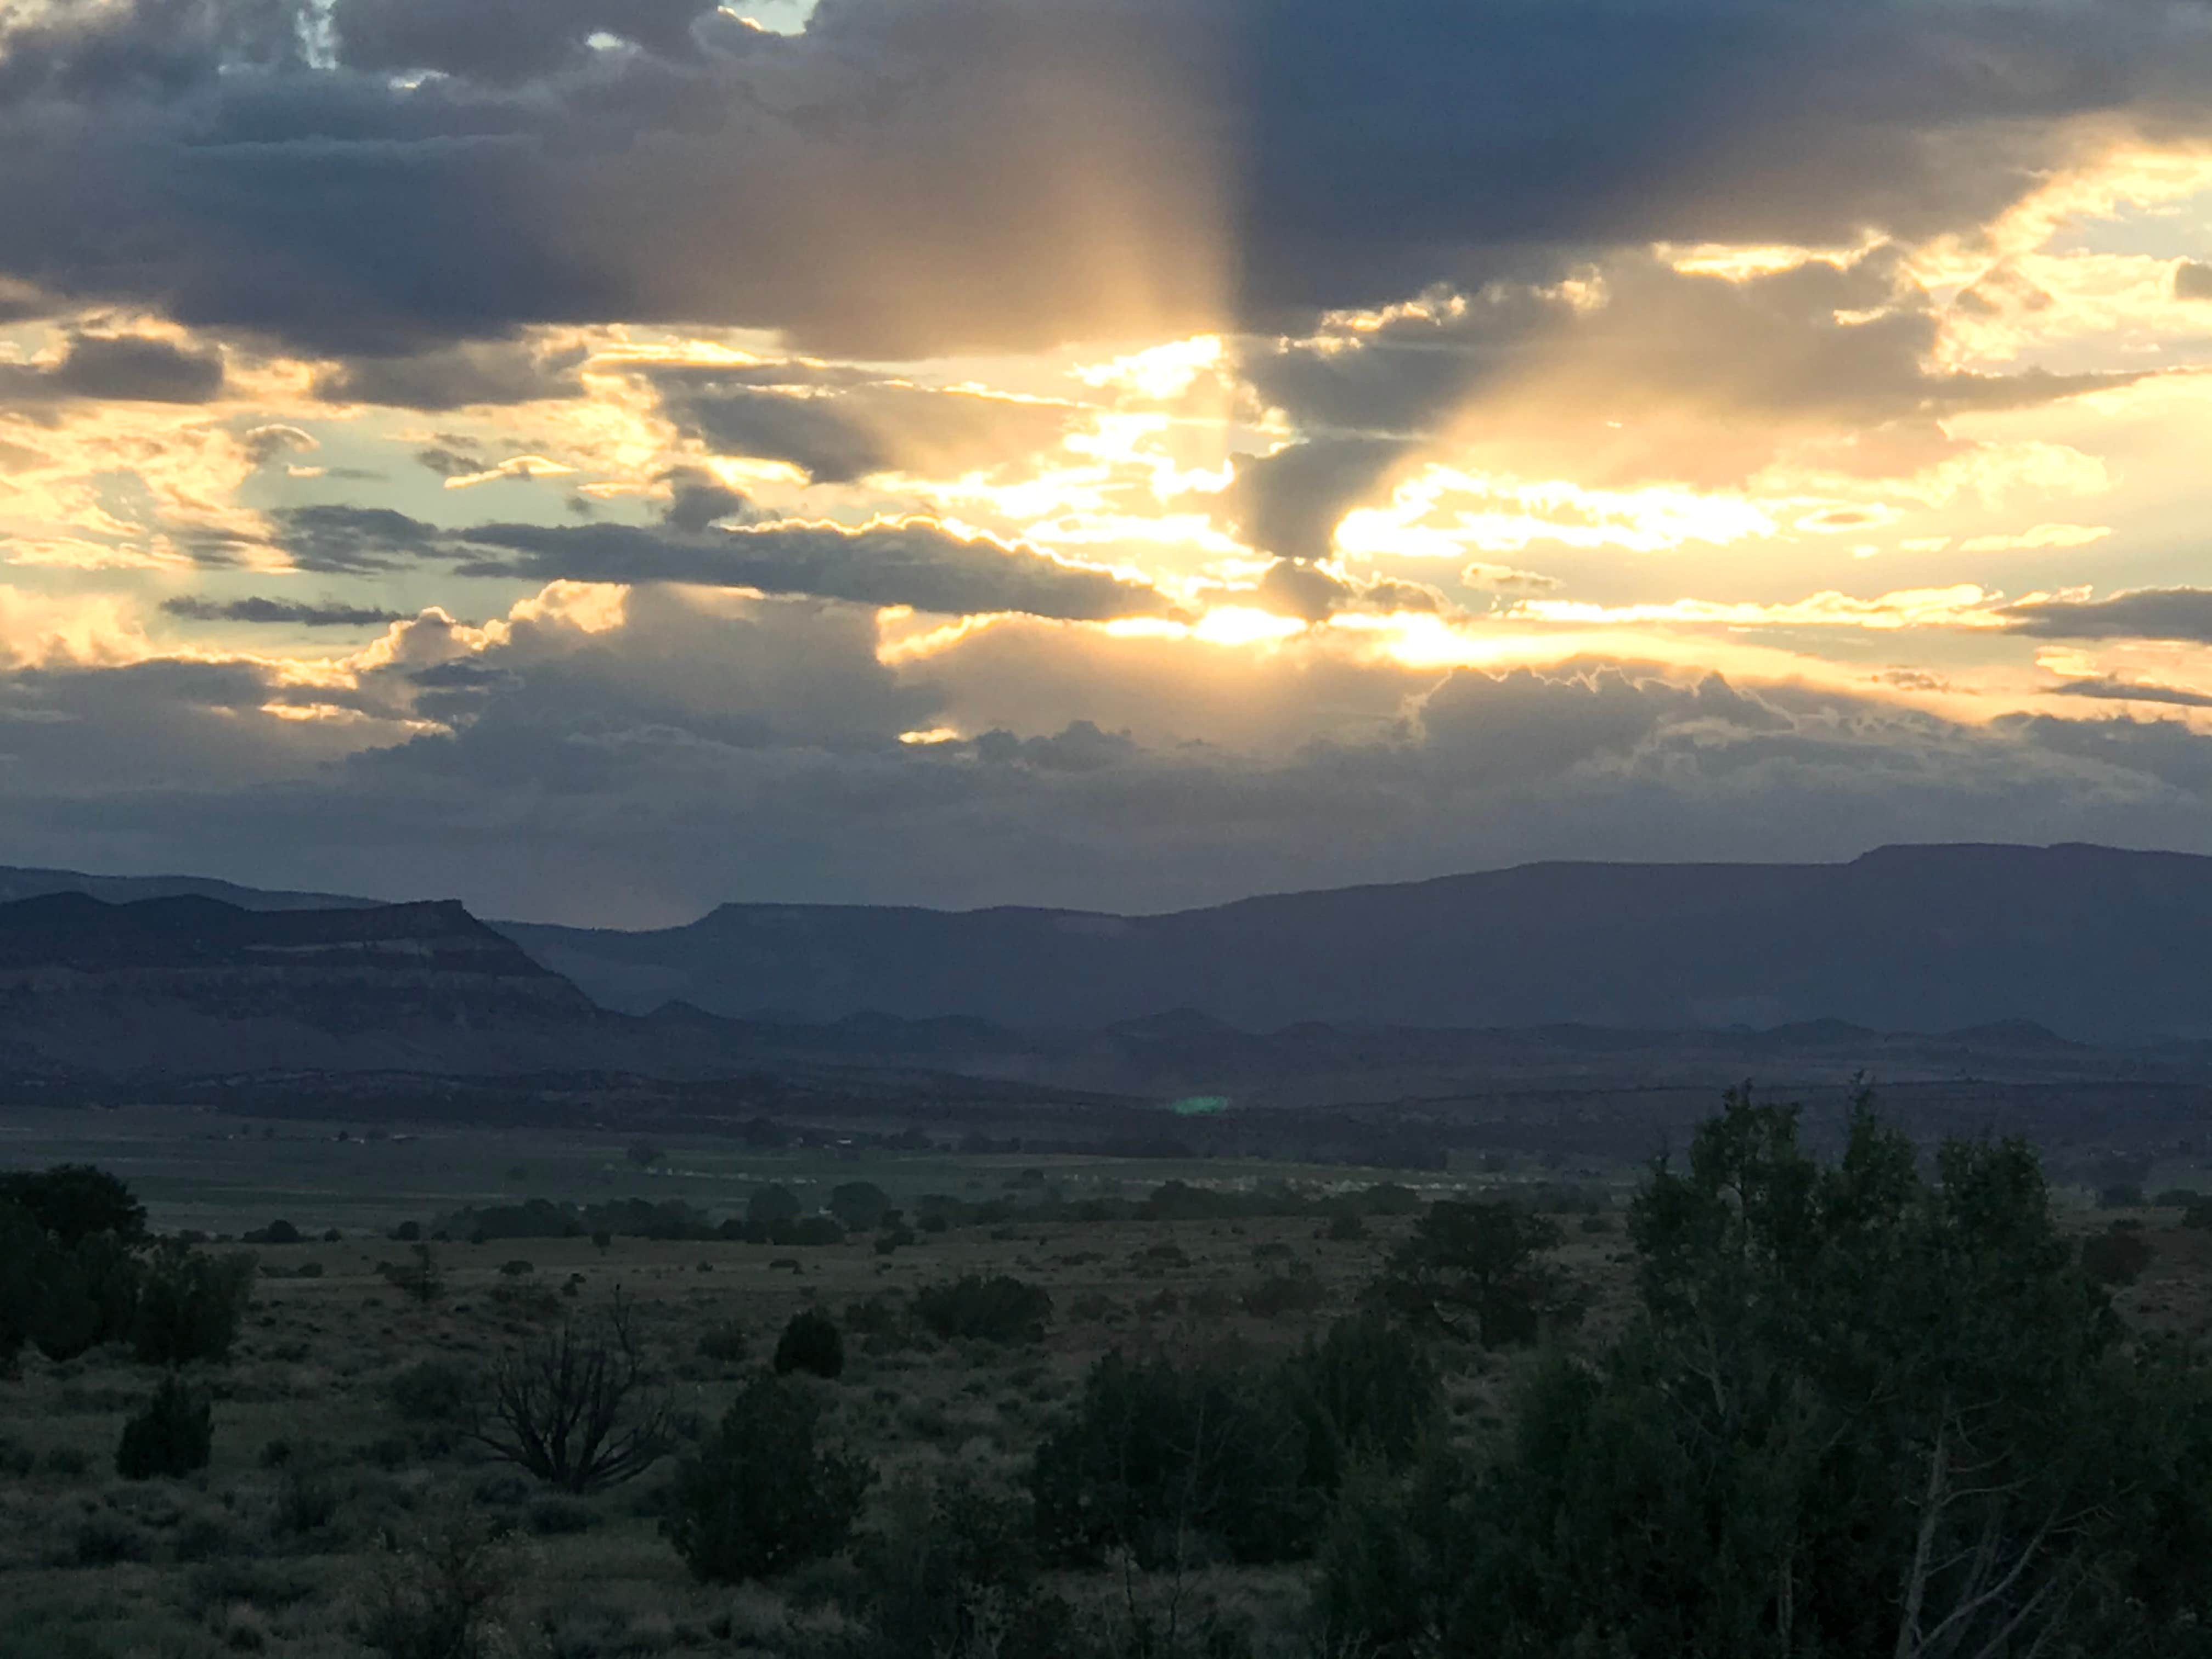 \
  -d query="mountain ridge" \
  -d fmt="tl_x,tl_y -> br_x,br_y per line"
7,843 -> 2212,1043
495,842 -> 2212,1041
